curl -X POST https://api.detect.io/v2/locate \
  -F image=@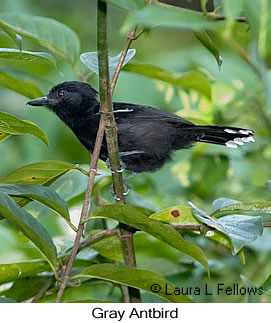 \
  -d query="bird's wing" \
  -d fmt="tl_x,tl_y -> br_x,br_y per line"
113,102 -> 194,126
